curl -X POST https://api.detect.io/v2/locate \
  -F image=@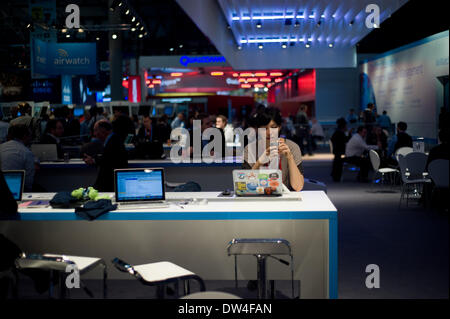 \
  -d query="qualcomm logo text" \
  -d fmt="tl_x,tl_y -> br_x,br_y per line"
179,56 -> 226,67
